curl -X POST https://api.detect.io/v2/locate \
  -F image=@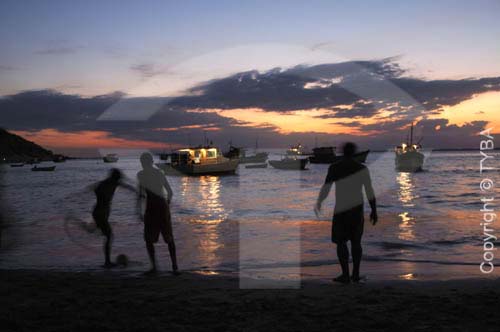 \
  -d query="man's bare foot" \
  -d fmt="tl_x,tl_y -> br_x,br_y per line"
102,262 -> 117,269
351,275 -> 366,283
172,270 -> 181,276
143,268 -> 157,276
333,275 -> 351,284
